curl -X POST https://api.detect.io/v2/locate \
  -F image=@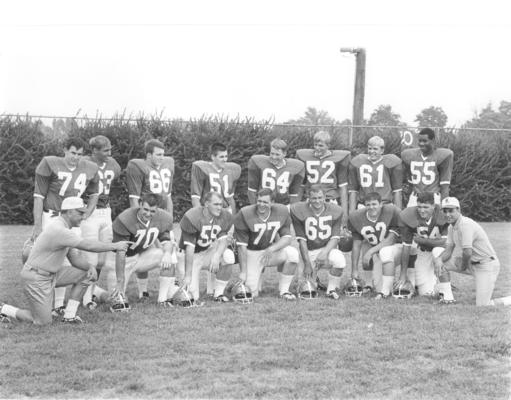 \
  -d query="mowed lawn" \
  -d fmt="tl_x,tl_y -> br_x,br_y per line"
0,224 -> 510,400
